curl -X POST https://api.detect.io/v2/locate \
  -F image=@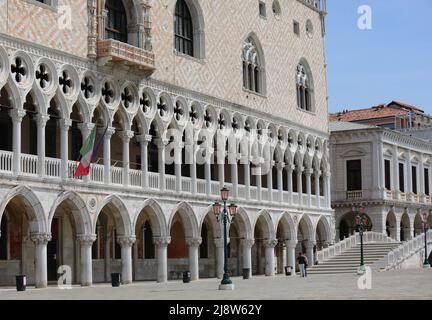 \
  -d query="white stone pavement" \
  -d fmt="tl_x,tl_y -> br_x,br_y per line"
0,270 -> 431,300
